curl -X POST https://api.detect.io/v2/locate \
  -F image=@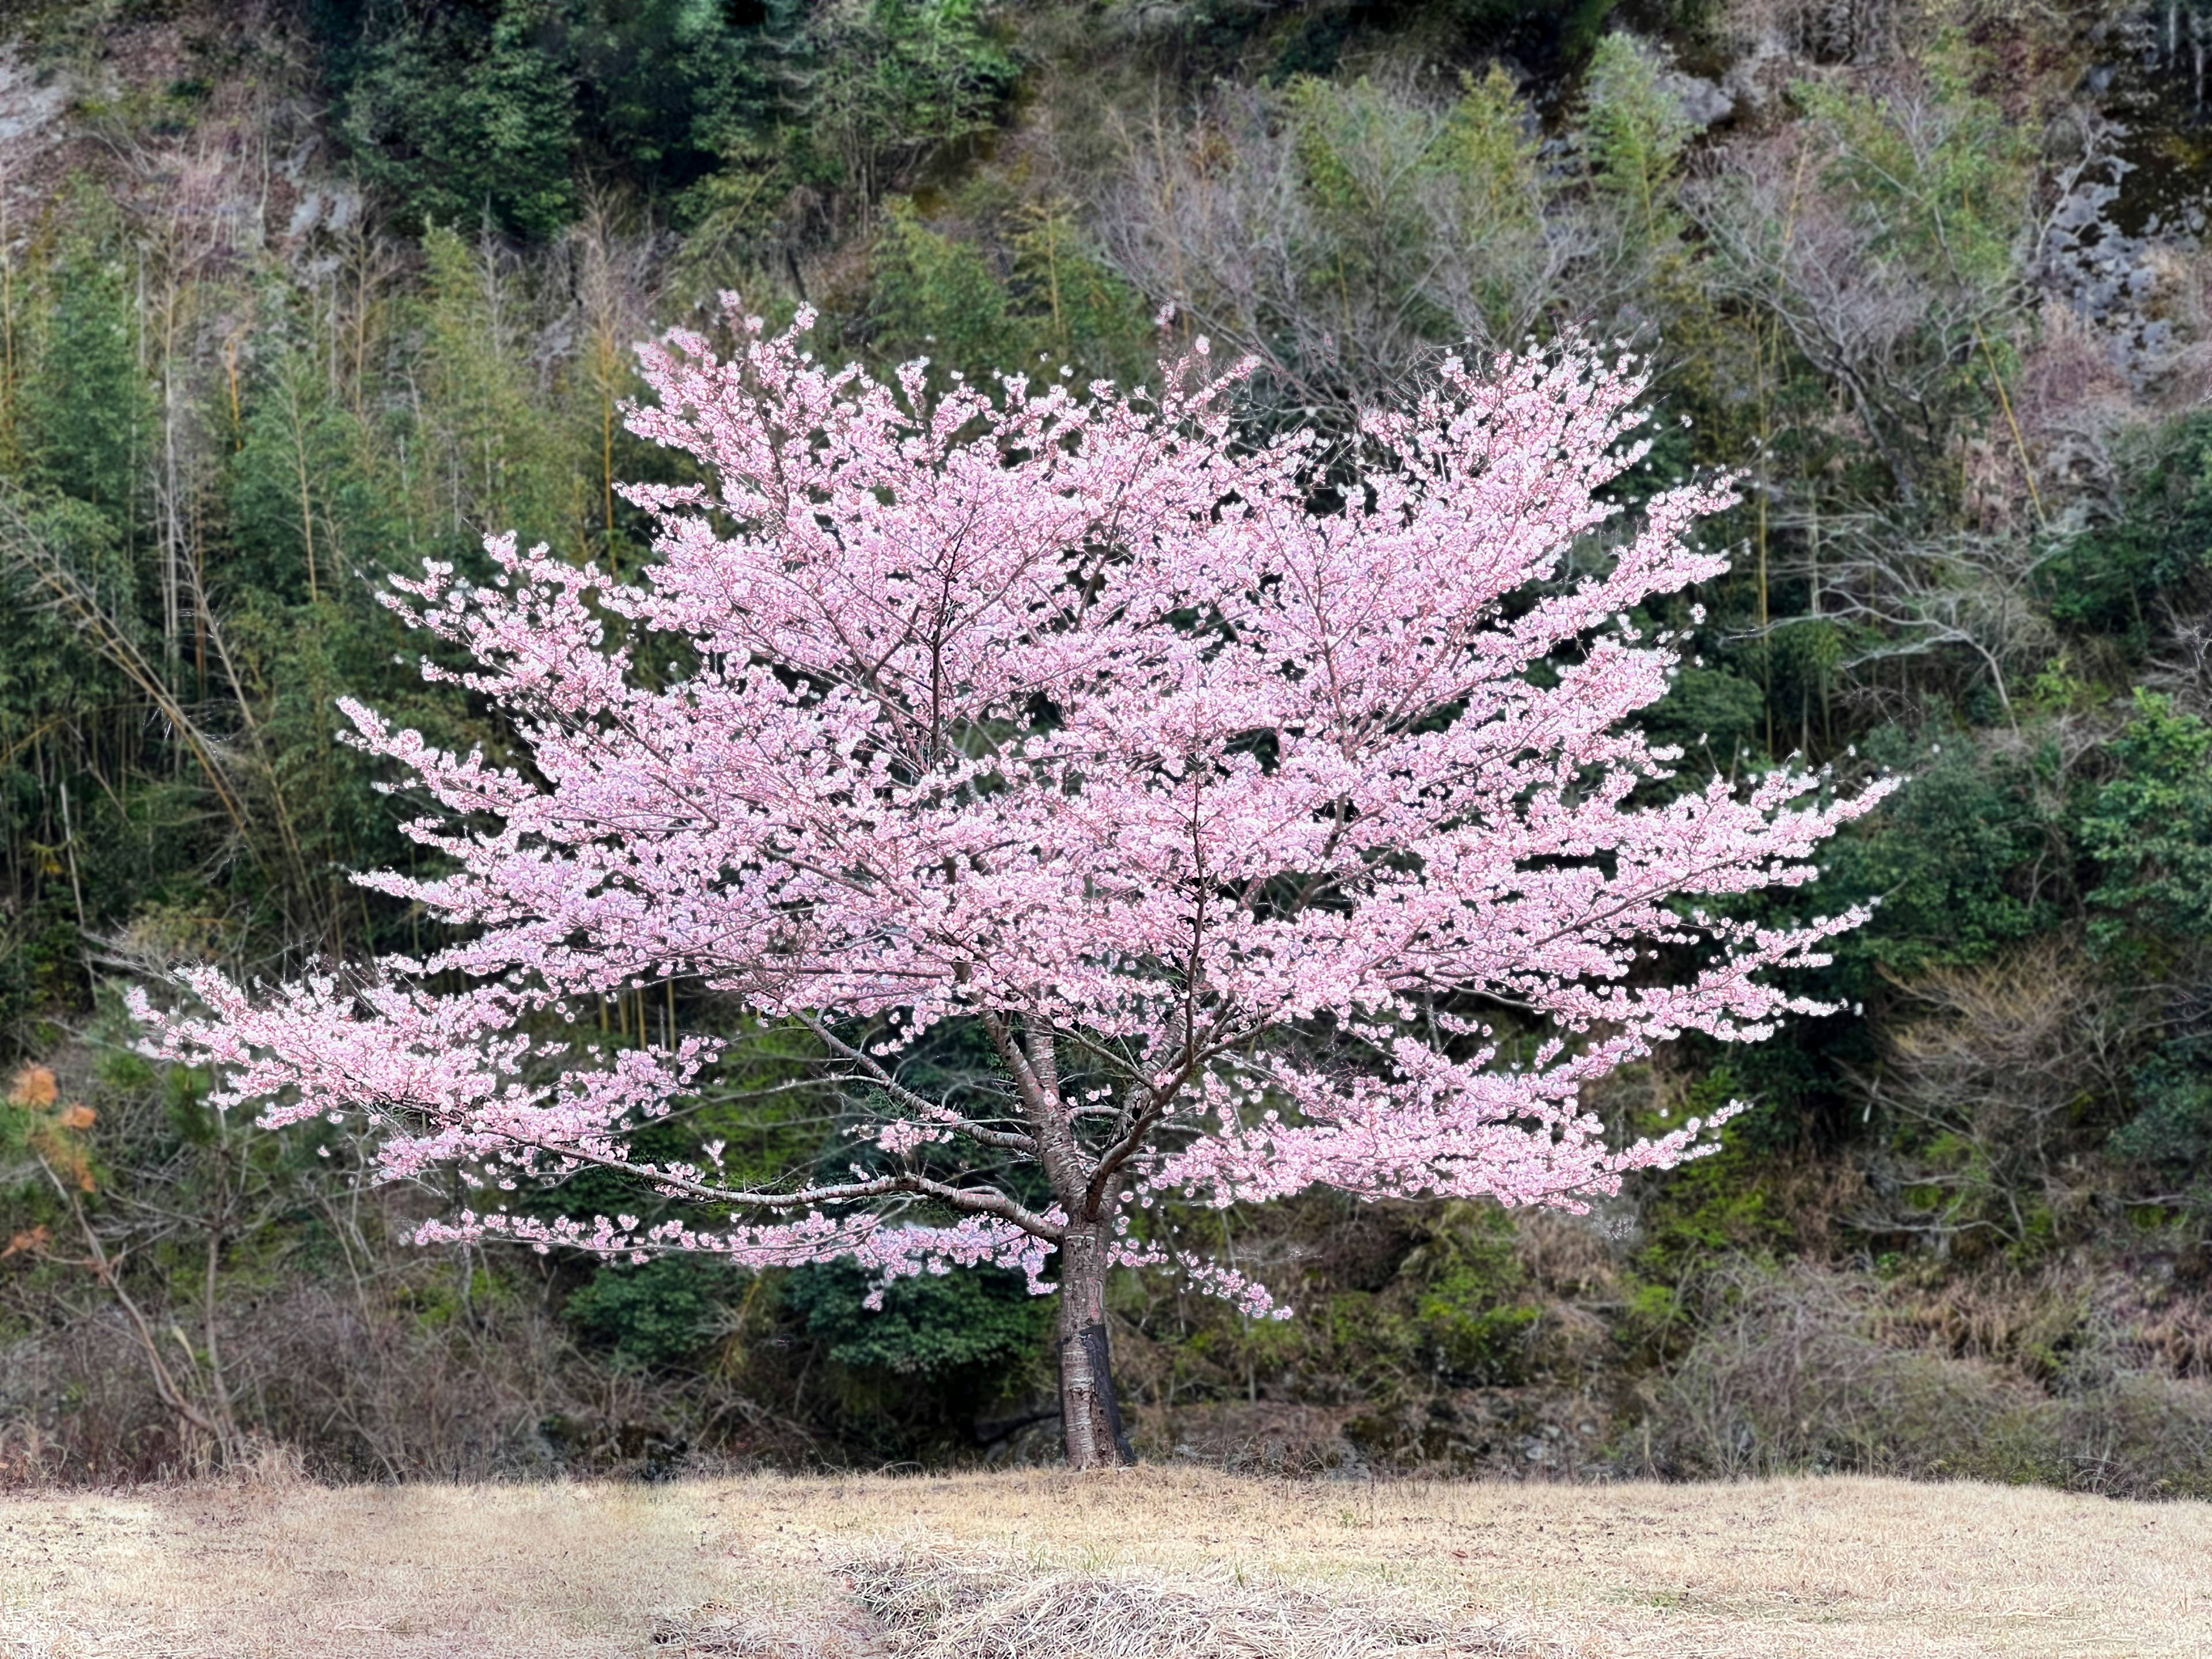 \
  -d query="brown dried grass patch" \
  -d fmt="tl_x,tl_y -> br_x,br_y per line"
2,1469 -> 2207,1657
837,1548 -> 1528,1657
